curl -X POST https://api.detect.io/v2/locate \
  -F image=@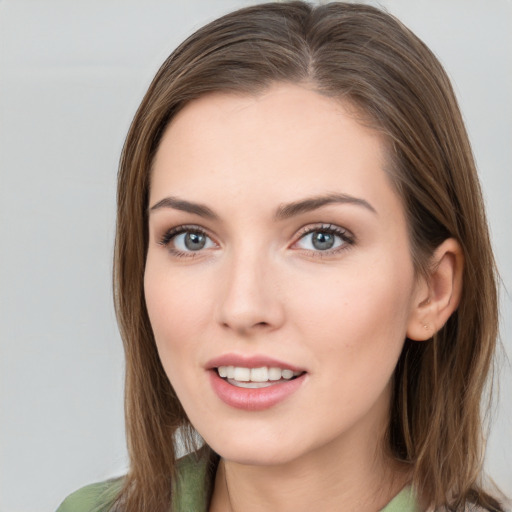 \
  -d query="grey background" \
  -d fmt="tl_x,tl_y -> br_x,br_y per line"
0,1 -> 510,511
